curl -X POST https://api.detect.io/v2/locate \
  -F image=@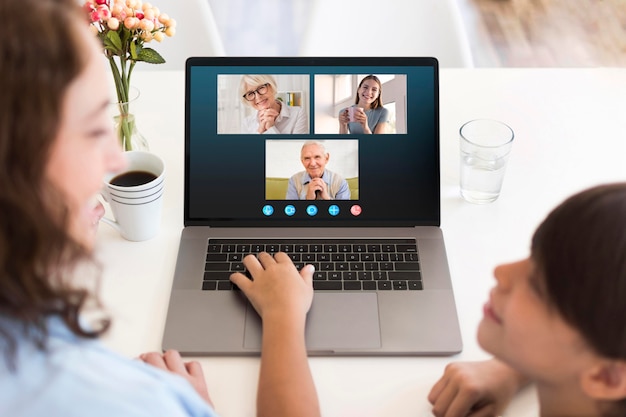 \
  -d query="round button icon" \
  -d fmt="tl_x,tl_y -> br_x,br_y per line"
350,205 -> 362,216
284,205 -> 296,216
328,205 -> 340,216
262,205 -> 274,216
306,205 -> 318,216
